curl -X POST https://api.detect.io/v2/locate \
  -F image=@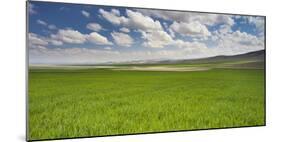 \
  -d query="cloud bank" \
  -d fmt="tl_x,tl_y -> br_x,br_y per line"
28,2 -> 265,64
